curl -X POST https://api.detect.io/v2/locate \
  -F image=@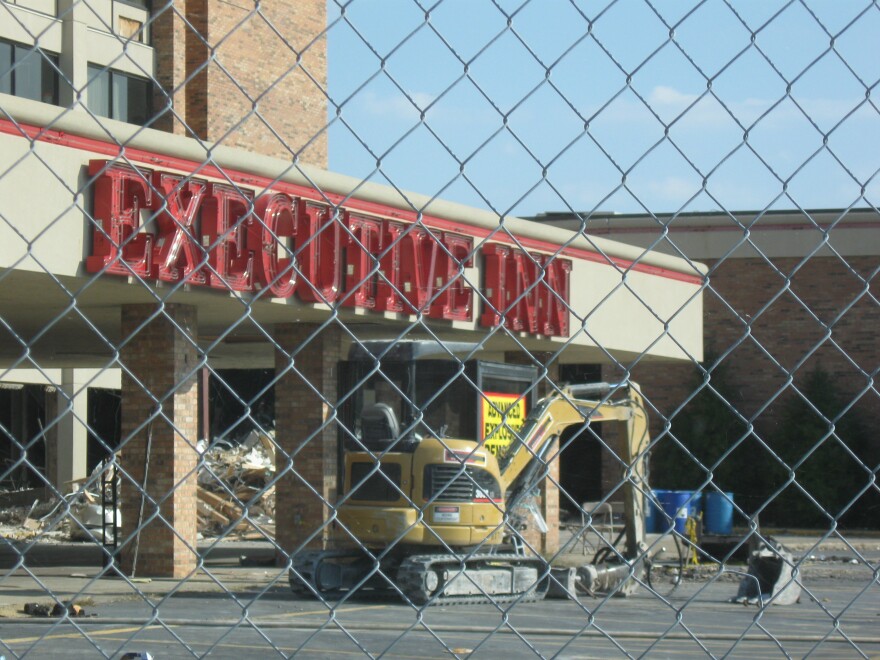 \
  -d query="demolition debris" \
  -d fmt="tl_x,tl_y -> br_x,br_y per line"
197,431 -> 276,540
0,430 -> 277,543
